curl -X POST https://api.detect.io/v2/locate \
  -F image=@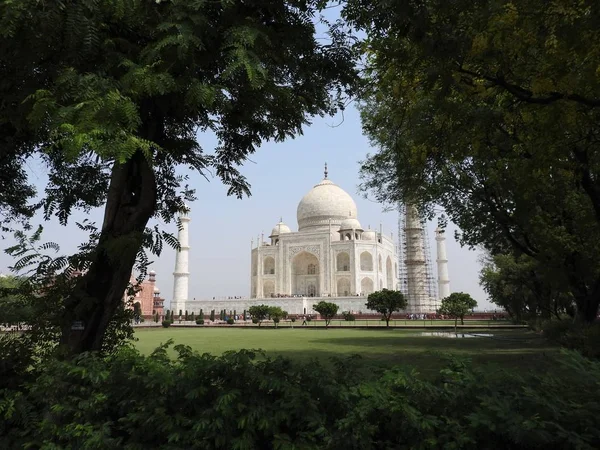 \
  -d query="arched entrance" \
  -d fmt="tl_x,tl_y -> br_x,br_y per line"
291,251 -> 320,297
